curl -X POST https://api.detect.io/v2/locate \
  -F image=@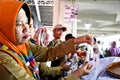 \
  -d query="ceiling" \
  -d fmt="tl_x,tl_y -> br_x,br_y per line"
72,0 -> 120,37
20,0 -> 120,37
19,0 -> 53,26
